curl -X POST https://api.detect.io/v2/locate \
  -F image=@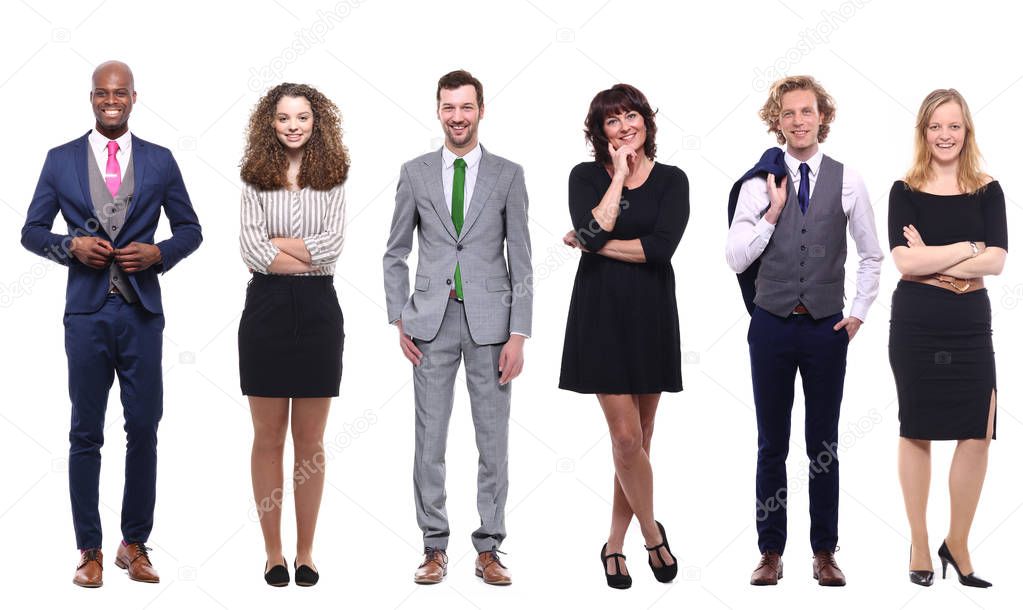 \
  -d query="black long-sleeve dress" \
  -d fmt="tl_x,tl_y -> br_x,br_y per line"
887,180 -> 1008,439
559,161 -> 690,394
